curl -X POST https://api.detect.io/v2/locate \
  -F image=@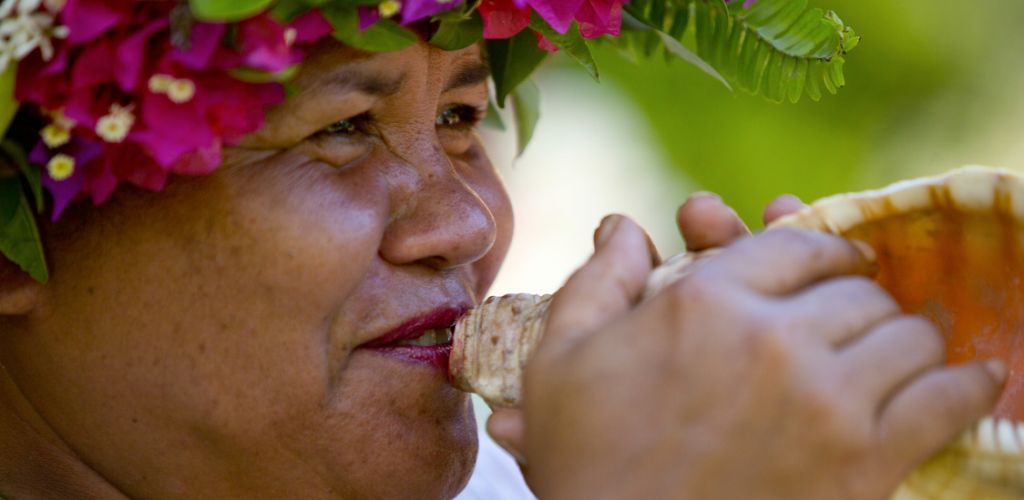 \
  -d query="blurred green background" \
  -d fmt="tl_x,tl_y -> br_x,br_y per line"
560,0 -> 1024,226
